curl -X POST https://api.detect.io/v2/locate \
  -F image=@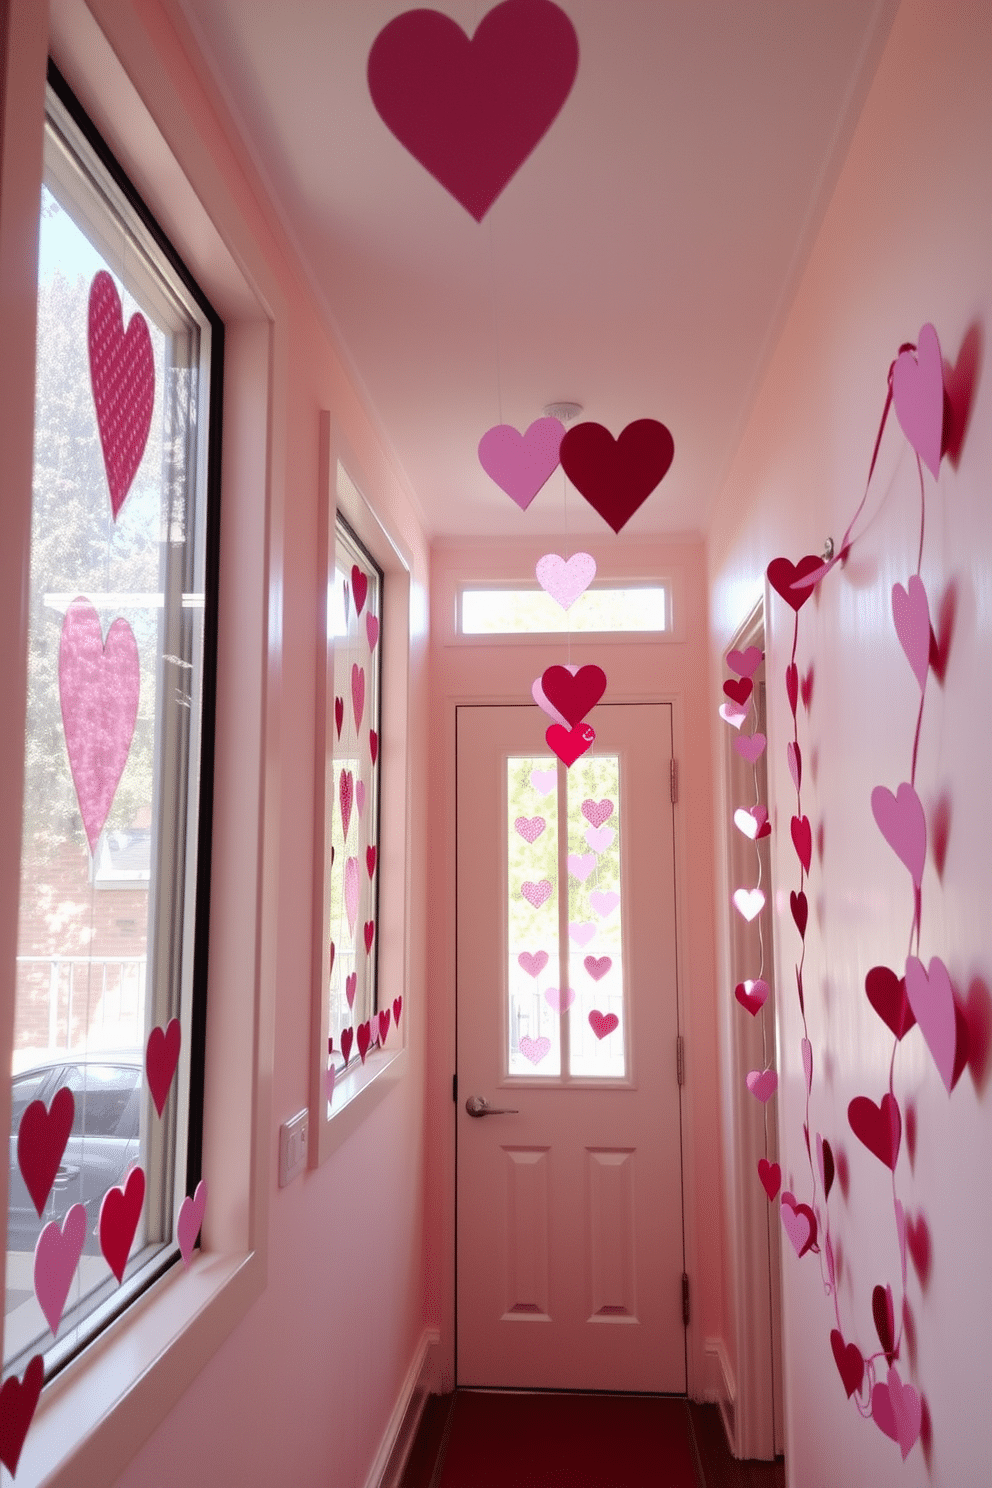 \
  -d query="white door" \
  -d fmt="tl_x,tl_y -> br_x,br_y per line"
456,703 -> 685,1392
